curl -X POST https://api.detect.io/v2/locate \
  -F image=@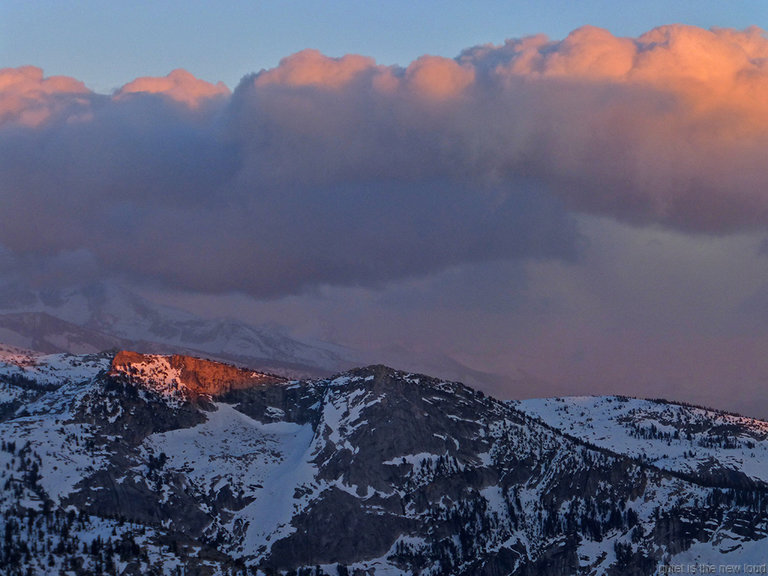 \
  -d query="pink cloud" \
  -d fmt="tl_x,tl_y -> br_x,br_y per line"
253,50 -> 376,89
456,25 -> 768,231
404,55 -> 475,99
0,66 -> 90,126
116,69 -> 229,107
523,26 -> 636,79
